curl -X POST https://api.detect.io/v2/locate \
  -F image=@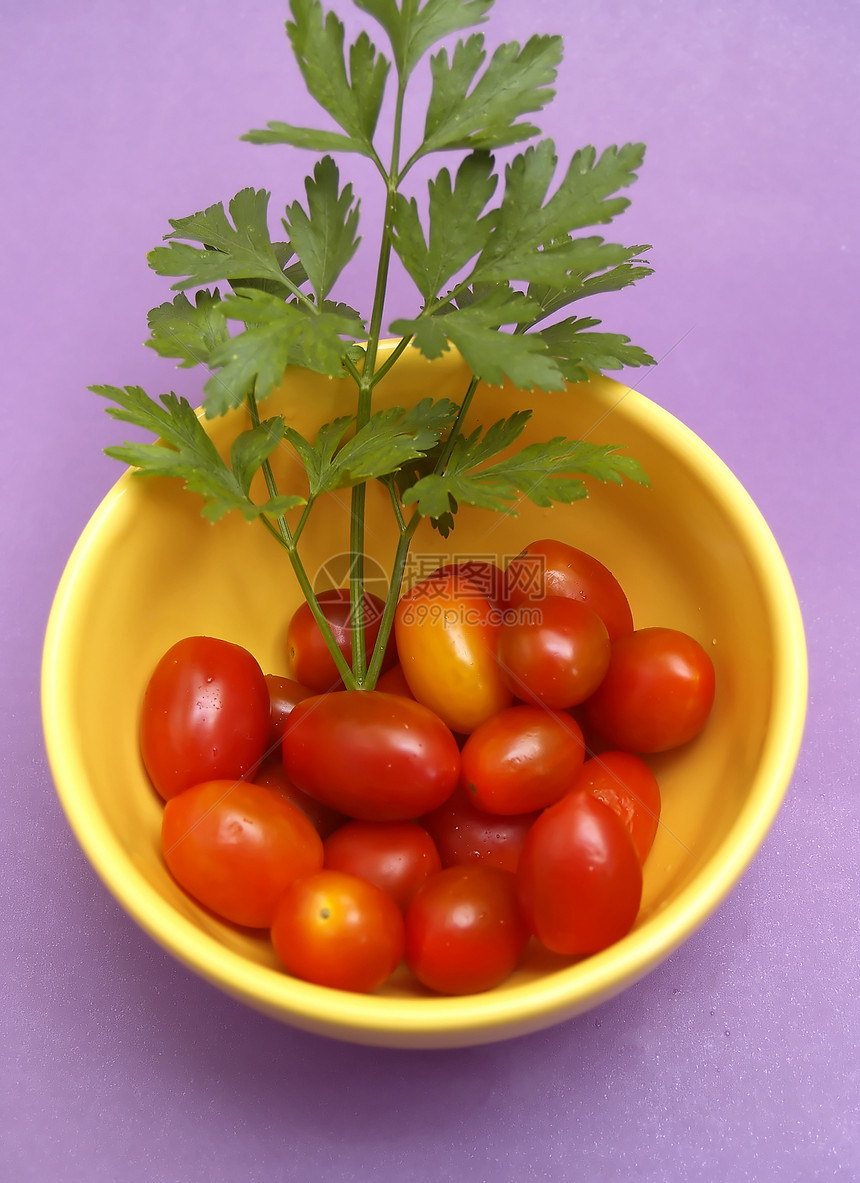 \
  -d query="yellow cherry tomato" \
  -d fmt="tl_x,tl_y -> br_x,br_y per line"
394,567 -> 512,734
